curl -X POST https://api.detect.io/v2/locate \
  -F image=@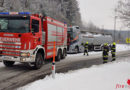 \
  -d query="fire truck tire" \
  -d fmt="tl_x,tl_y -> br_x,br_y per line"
3,61 -> 15,67
56,50 -> 61,61
34,53 -> 44,69
61,49 -> 66,59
